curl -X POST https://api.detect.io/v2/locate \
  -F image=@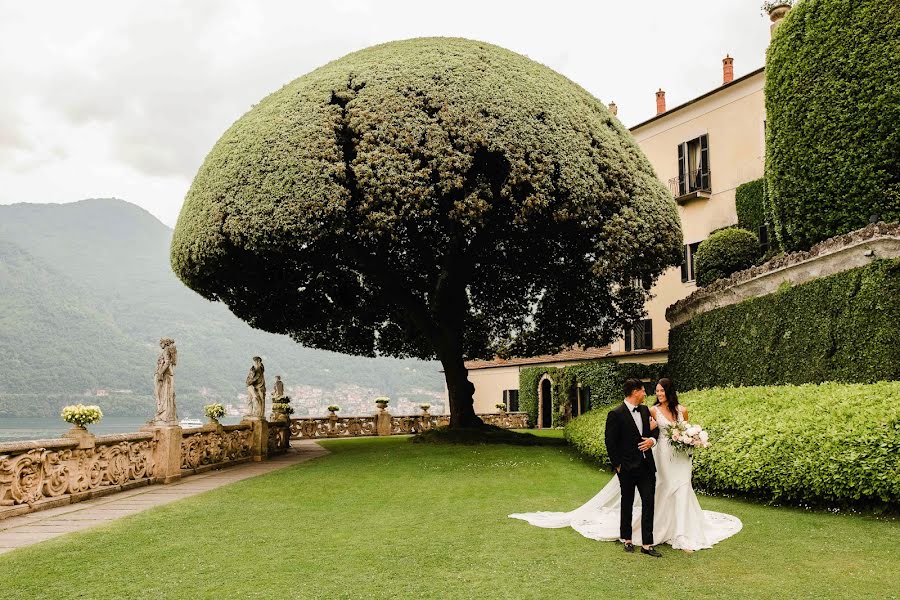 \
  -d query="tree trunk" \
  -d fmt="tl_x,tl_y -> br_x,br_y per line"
436,344 -> 484,430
